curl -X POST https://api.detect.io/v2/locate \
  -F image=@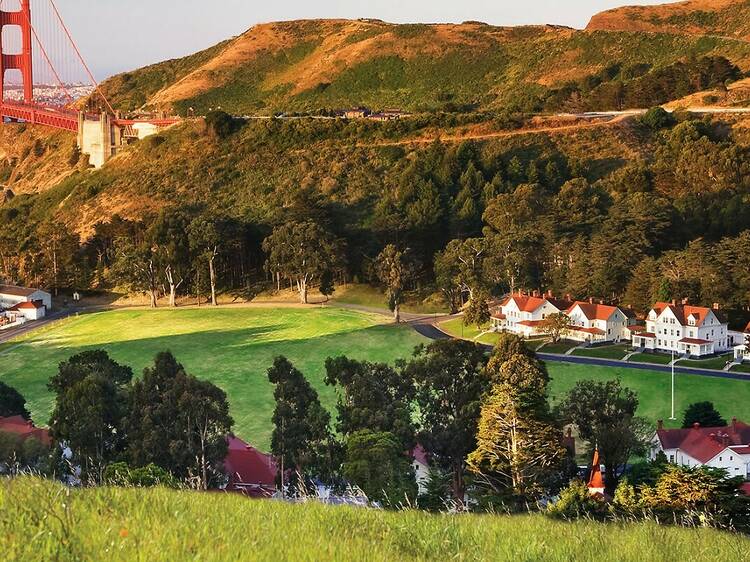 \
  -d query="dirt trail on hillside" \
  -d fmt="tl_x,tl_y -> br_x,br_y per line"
357,115 -> 630,147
